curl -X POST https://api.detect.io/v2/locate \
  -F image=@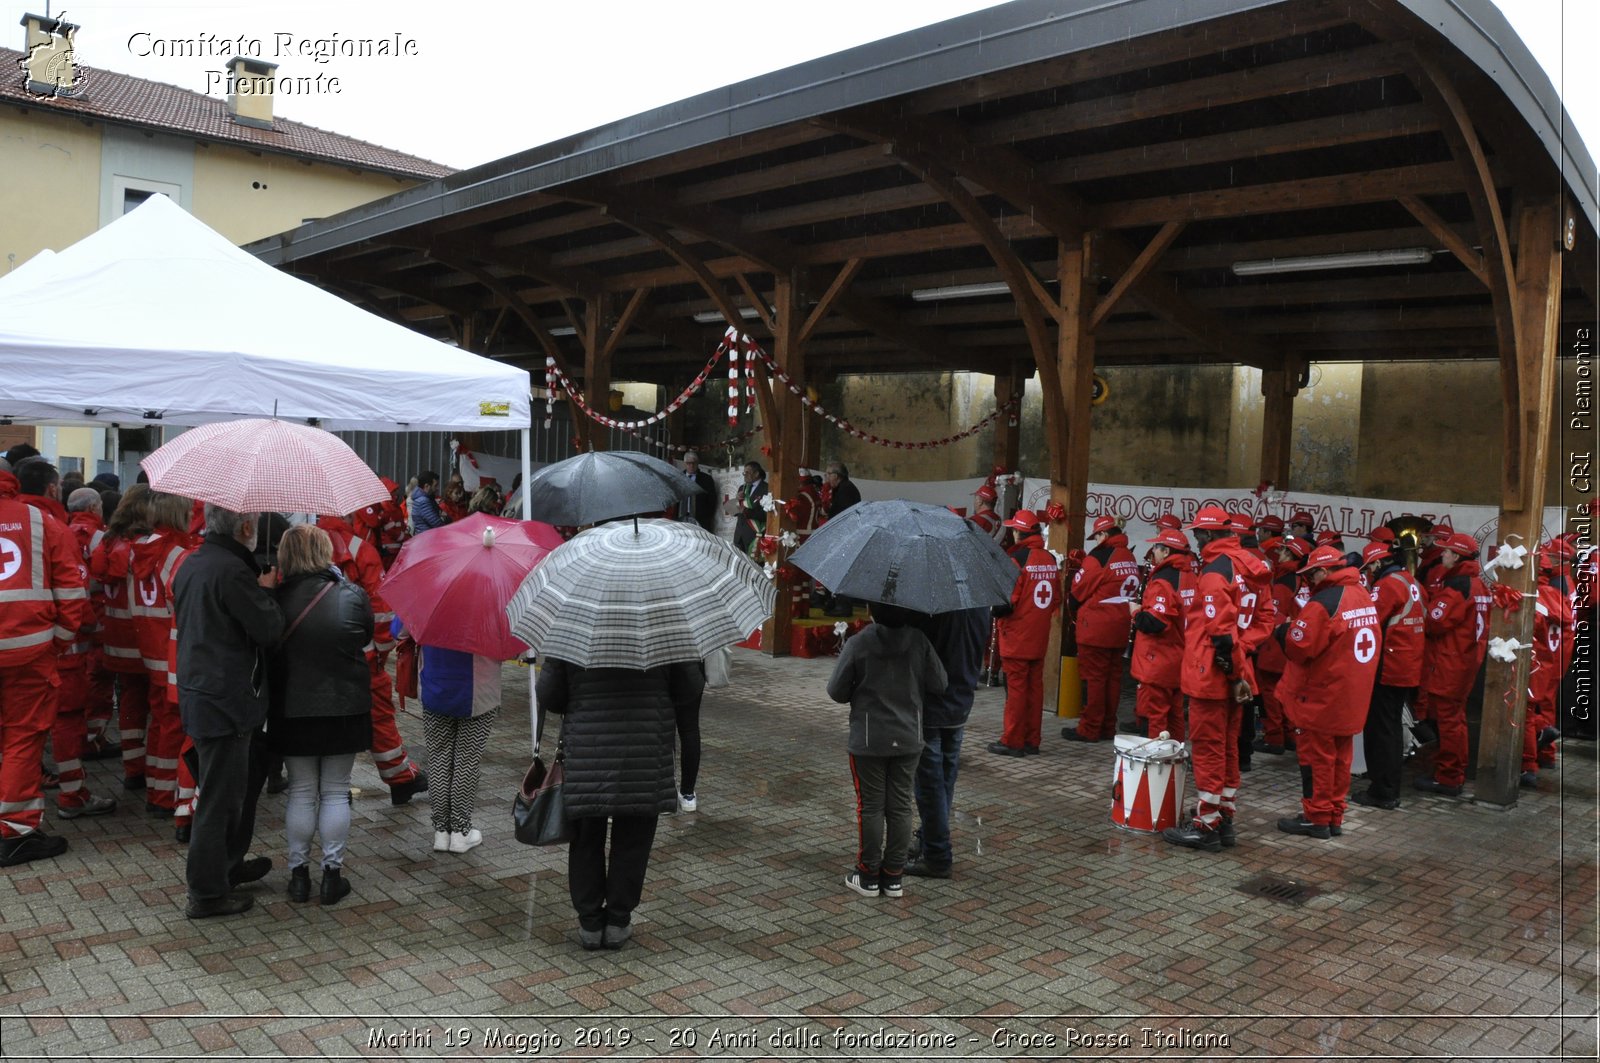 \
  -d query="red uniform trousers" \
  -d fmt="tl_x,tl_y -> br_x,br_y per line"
1136,682 -> 1185,741
0,652 -> 58,838
369,653 -> 421,787
1187,696 -> 1240,829
51,655 -> 93,809
999,656 -> 1045,750
1420,689 -> 1469,787
174,736 -> 197,828
1521,697 -> 1558,773
1257,669 -> 1288,745
144,675 -> 182,811
114,670 -> 152,782
1075,645 -> 1123,740
1294,727 -> 1352,827
85,654 -> 114,749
